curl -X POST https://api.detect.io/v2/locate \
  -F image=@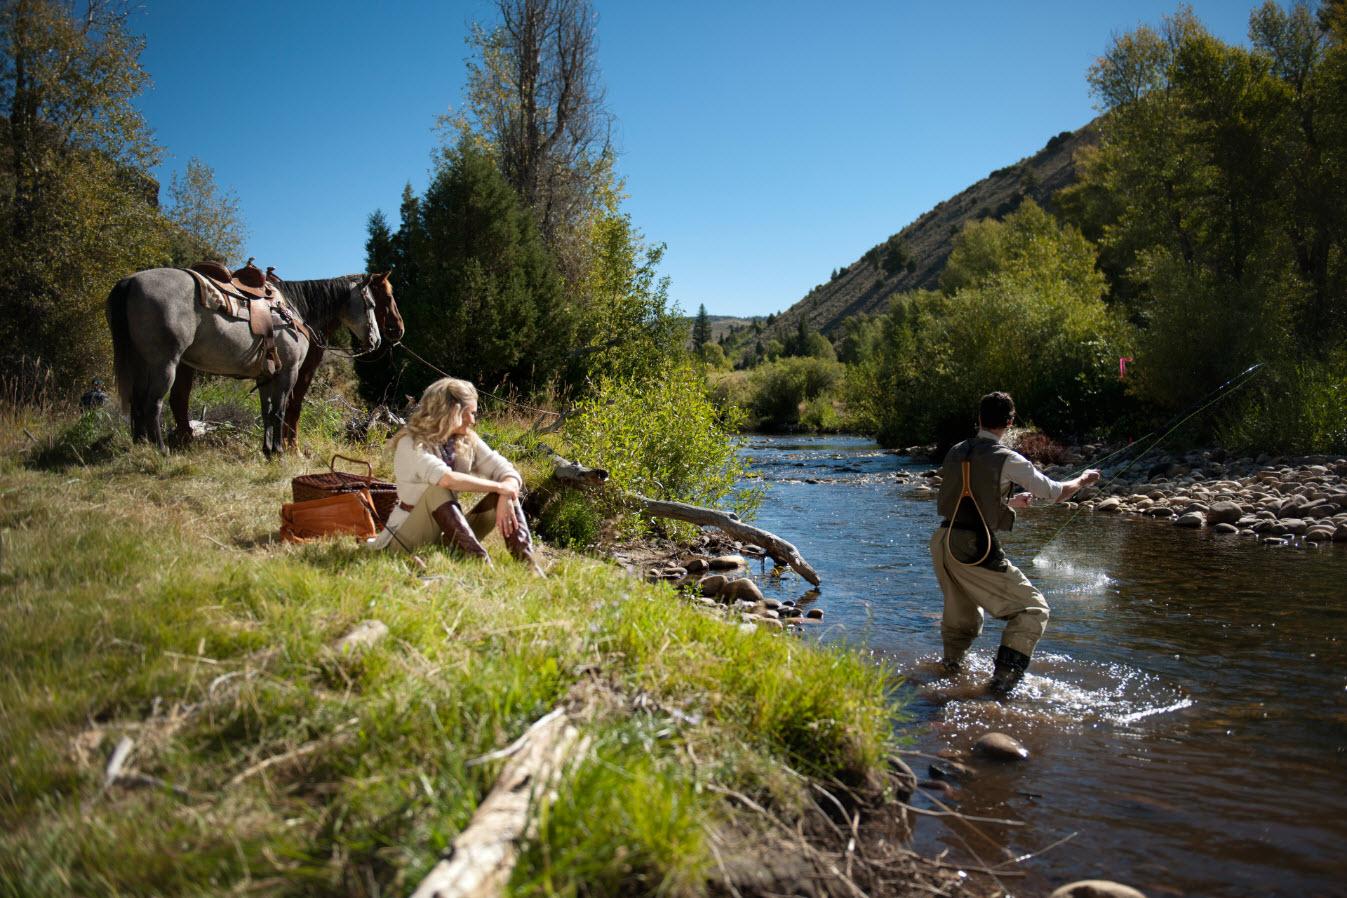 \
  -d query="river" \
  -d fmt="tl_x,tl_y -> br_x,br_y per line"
738,434 -> 1347,898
